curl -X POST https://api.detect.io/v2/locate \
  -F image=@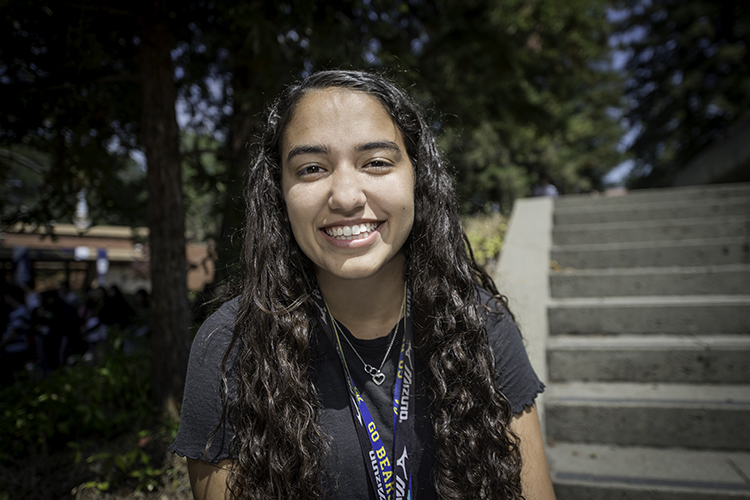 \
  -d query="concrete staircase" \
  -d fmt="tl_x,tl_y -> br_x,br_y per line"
544,183 -> 750,499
